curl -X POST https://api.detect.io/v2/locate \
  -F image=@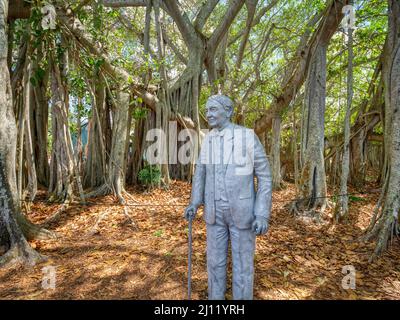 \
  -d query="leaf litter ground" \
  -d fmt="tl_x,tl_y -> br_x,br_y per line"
0,181 -> 399,299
